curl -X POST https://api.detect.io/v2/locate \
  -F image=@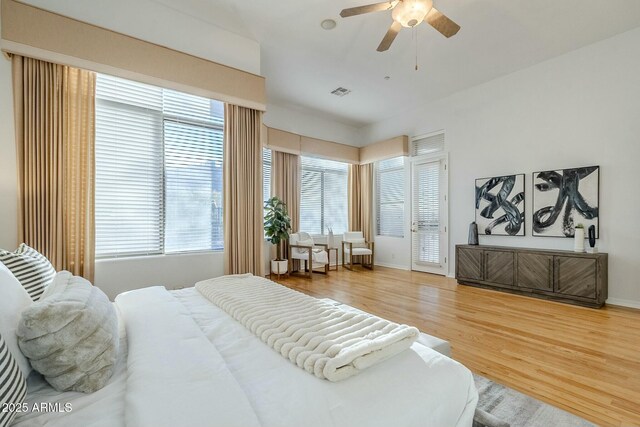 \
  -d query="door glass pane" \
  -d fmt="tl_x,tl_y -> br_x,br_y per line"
413,161 -> 440,265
